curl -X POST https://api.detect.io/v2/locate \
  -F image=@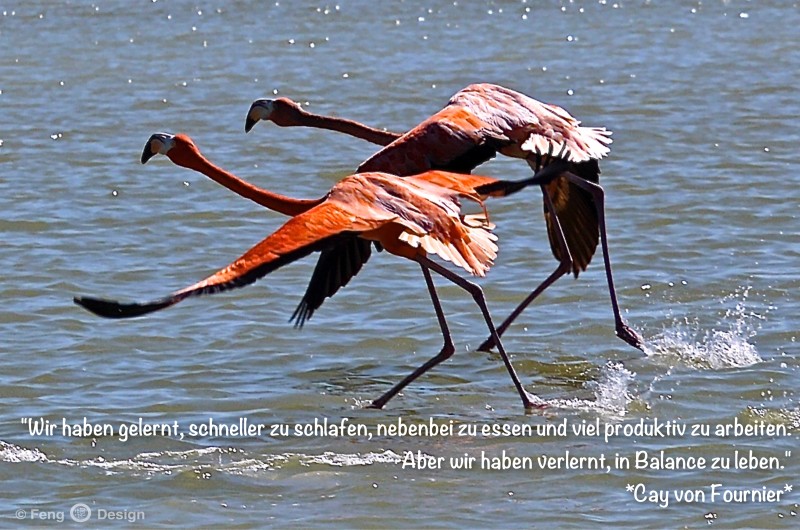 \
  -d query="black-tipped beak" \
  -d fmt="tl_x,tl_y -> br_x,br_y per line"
141,140 -> 157,164
244,114 -> 257,133
245,99 -> 270,133
141,132 -> 173,164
